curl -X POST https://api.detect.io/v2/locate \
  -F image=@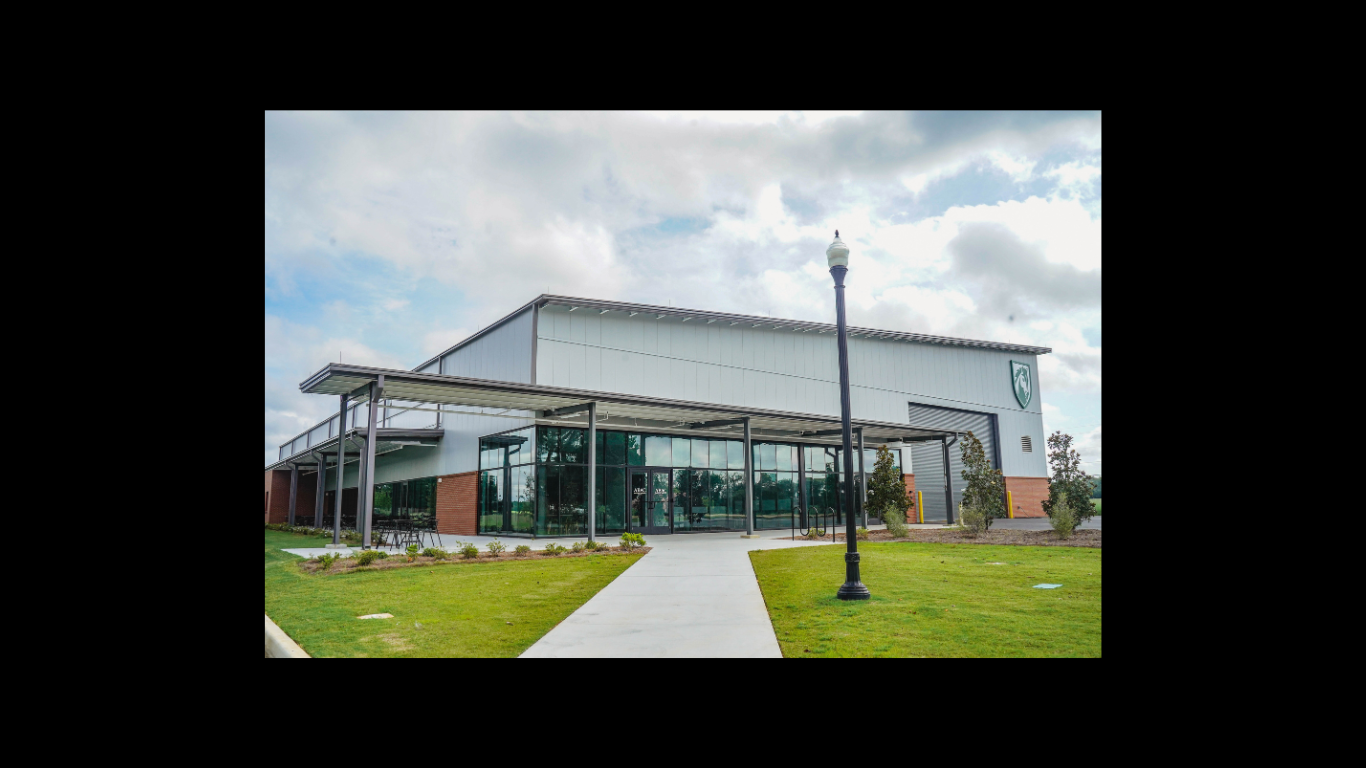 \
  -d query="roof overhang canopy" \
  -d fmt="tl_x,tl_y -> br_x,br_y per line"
299,363 -> 958,448
269,427 -> 442,472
